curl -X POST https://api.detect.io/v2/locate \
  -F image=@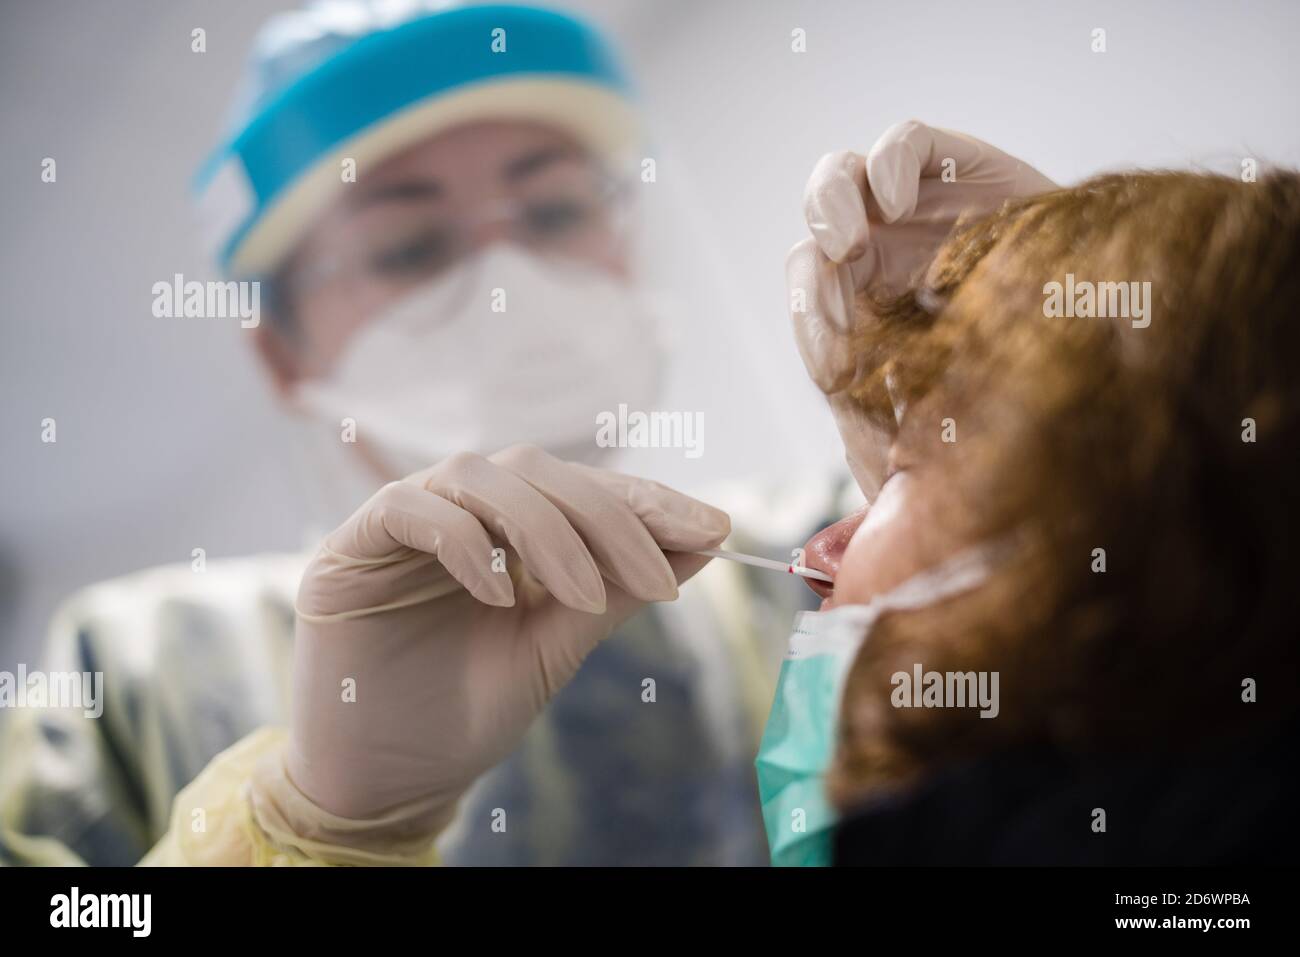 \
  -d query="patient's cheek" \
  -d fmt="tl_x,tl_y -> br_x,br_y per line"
832,471 -> 954,606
